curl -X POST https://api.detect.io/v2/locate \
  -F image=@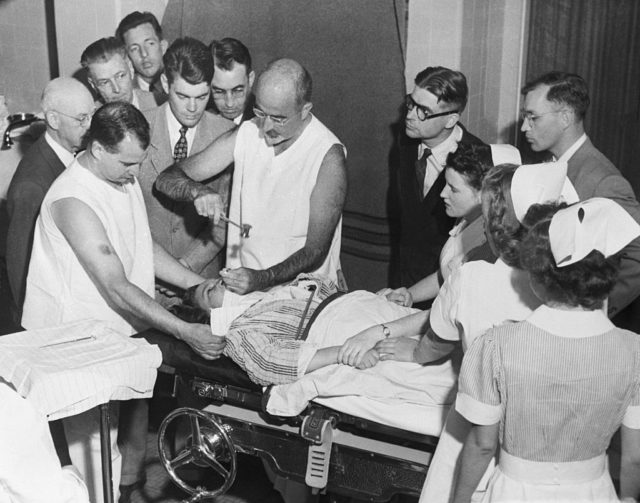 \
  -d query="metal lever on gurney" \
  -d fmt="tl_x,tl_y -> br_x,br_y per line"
219,215 -> 252,238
